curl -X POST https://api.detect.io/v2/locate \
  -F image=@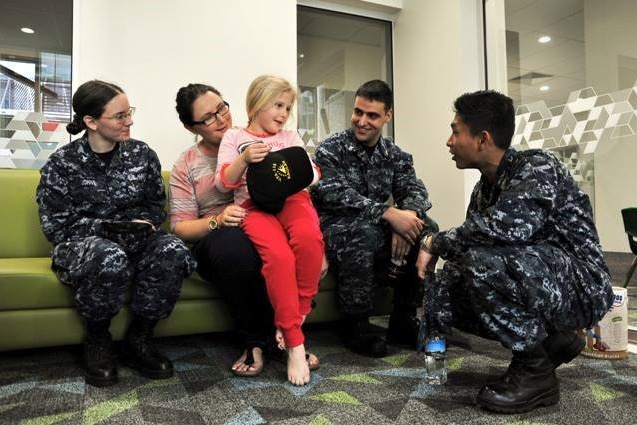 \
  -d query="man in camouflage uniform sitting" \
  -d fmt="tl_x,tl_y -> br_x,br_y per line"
416,90 -> 614,413
312,80 -> 436,357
